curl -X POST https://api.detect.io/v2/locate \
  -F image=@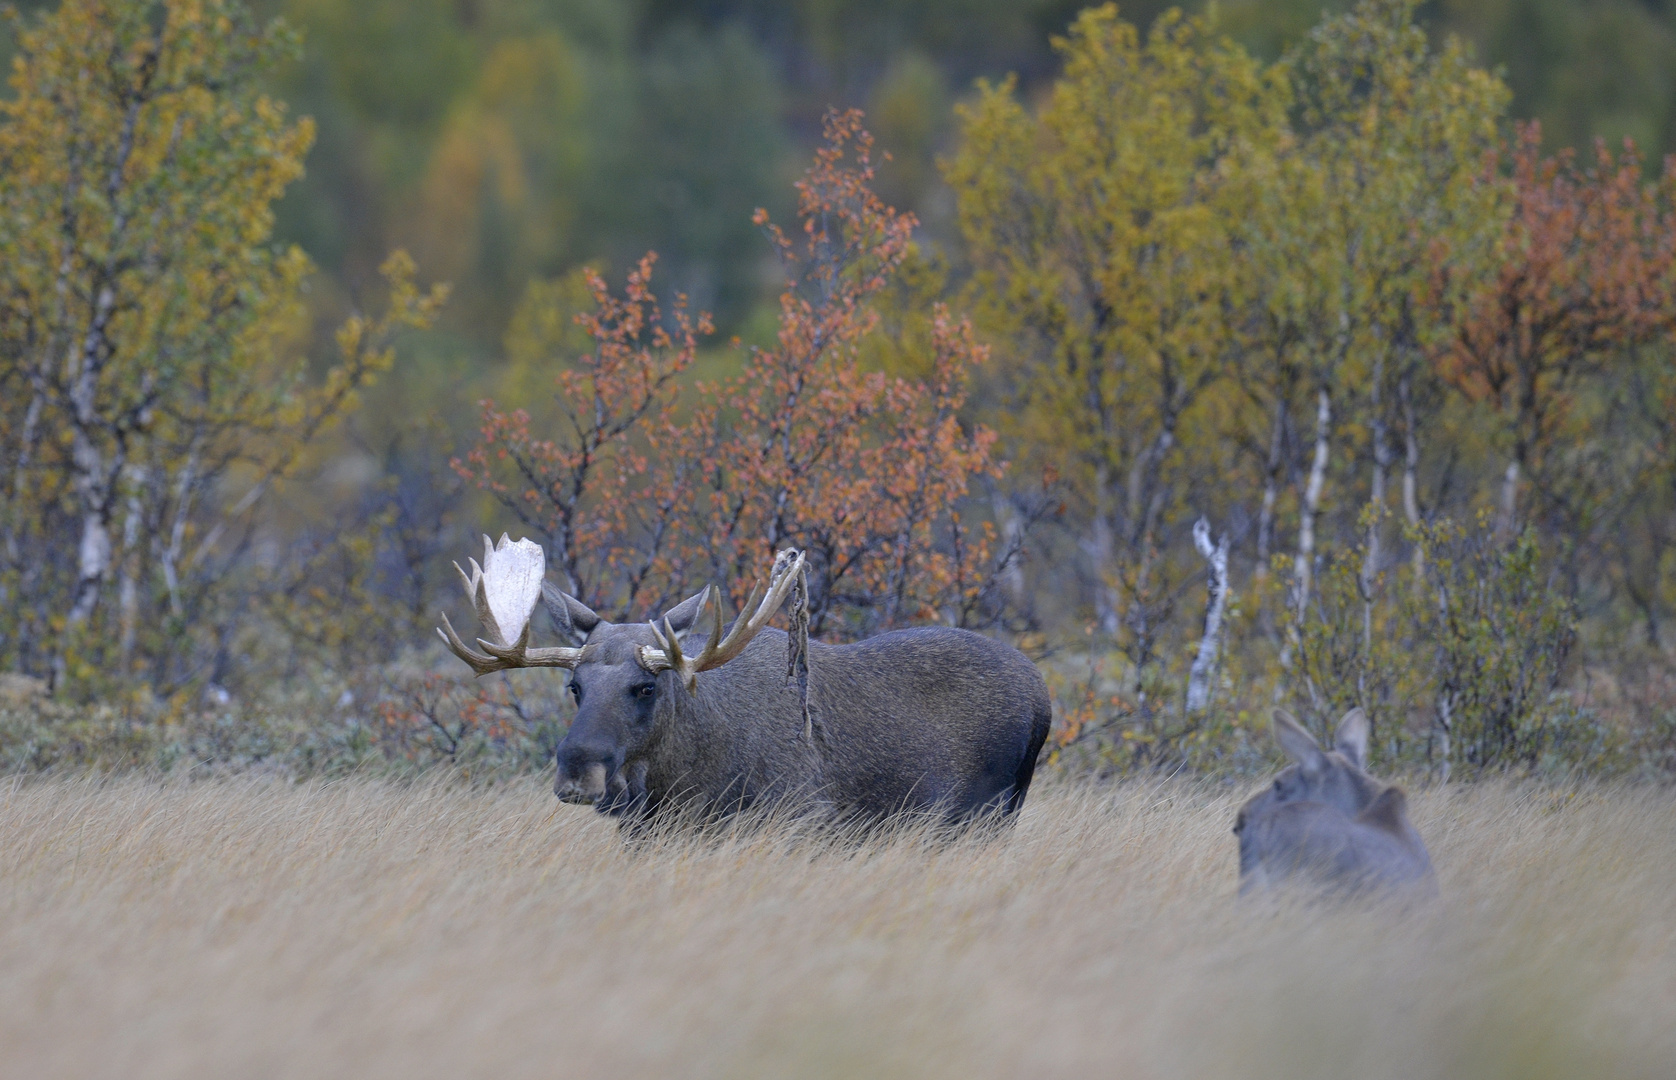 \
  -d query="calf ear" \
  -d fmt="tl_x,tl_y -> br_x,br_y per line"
659,587 -> 712,635
1274,711 -> 1327,776
542,582 -> 601,642
1334,707 -> 1370,771
1356,786 -> 1409,835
